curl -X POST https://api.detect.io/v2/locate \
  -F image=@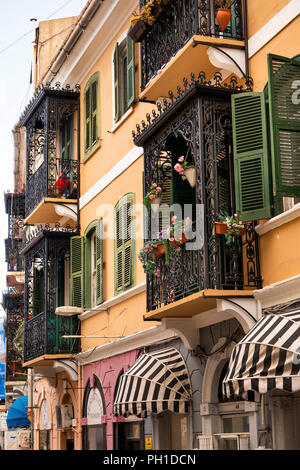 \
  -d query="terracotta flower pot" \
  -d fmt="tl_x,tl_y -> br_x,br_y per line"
215,221 -> 247,236
215,221 -> 228,235
216,8 -> 232,32
183,166 -> 196,188
151,243 -> 166,258
170,233 -> 189,247
128,18 -> 152,42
